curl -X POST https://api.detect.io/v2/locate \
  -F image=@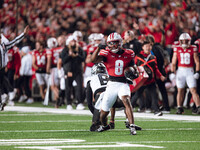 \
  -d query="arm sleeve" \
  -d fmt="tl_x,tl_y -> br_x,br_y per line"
5,33 -> 25,51
86,81 -> 94,114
